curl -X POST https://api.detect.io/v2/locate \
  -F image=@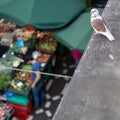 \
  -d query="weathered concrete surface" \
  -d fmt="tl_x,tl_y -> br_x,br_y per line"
53,0 -> 120,120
